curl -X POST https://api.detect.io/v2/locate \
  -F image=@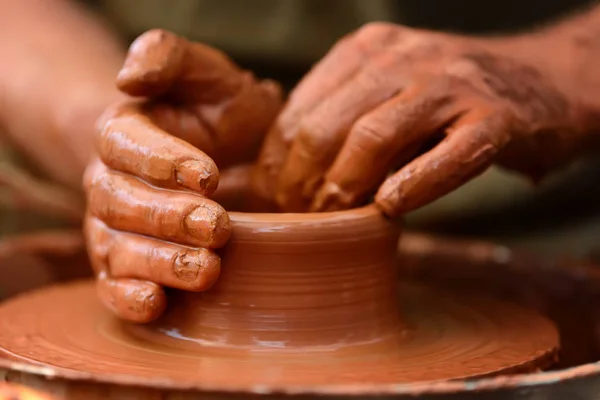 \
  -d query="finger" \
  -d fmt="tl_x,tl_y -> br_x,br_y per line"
96,272 -> 166,324
85,217 -> 167,323
117,29 -> 245,104
275,61 -> 405,211
88,164 -> 230,248
116,29 -> 185,98
311,84 -> 460,211
280,26 -> 399,123
86,217 -> 221,292
99,107 -> 219,195
375,110 -> 512,216
83,157 -> 103,193
252,24 -> 400,202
